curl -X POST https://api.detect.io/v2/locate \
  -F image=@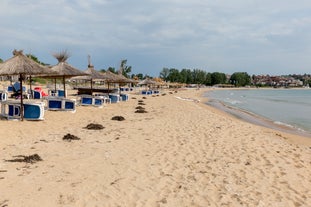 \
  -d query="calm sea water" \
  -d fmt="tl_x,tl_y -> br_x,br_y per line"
204,89 -> 311,136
